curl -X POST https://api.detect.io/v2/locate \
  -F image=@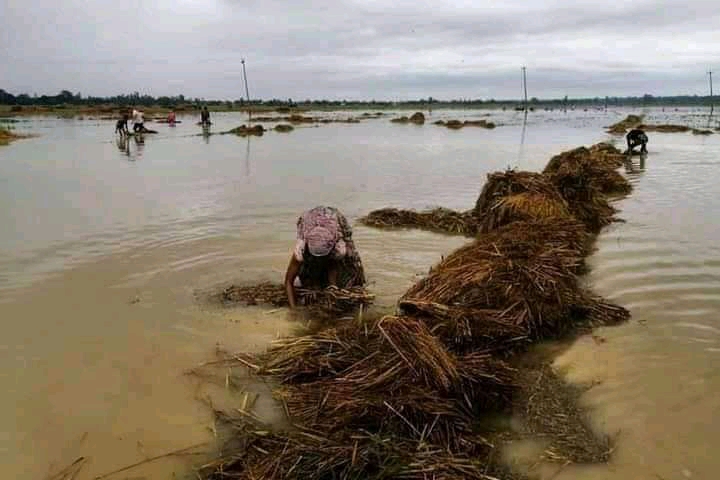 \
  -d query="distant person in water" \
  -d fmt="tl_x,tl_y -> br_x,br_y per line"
200,106 -> 211,126
167,111 -> 176,125
132,108 -> 145,133
284,206 -> 366,308
626,128 -> 648,154
115,112 -> 129,136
